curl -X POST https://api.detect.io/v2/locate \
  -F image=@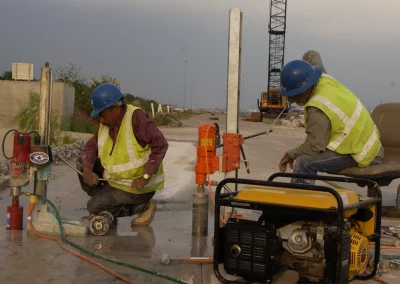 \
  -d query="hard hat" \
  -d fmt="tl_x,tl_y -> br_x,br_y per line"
90,84 -> 124,117
280,60 -> 322,97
